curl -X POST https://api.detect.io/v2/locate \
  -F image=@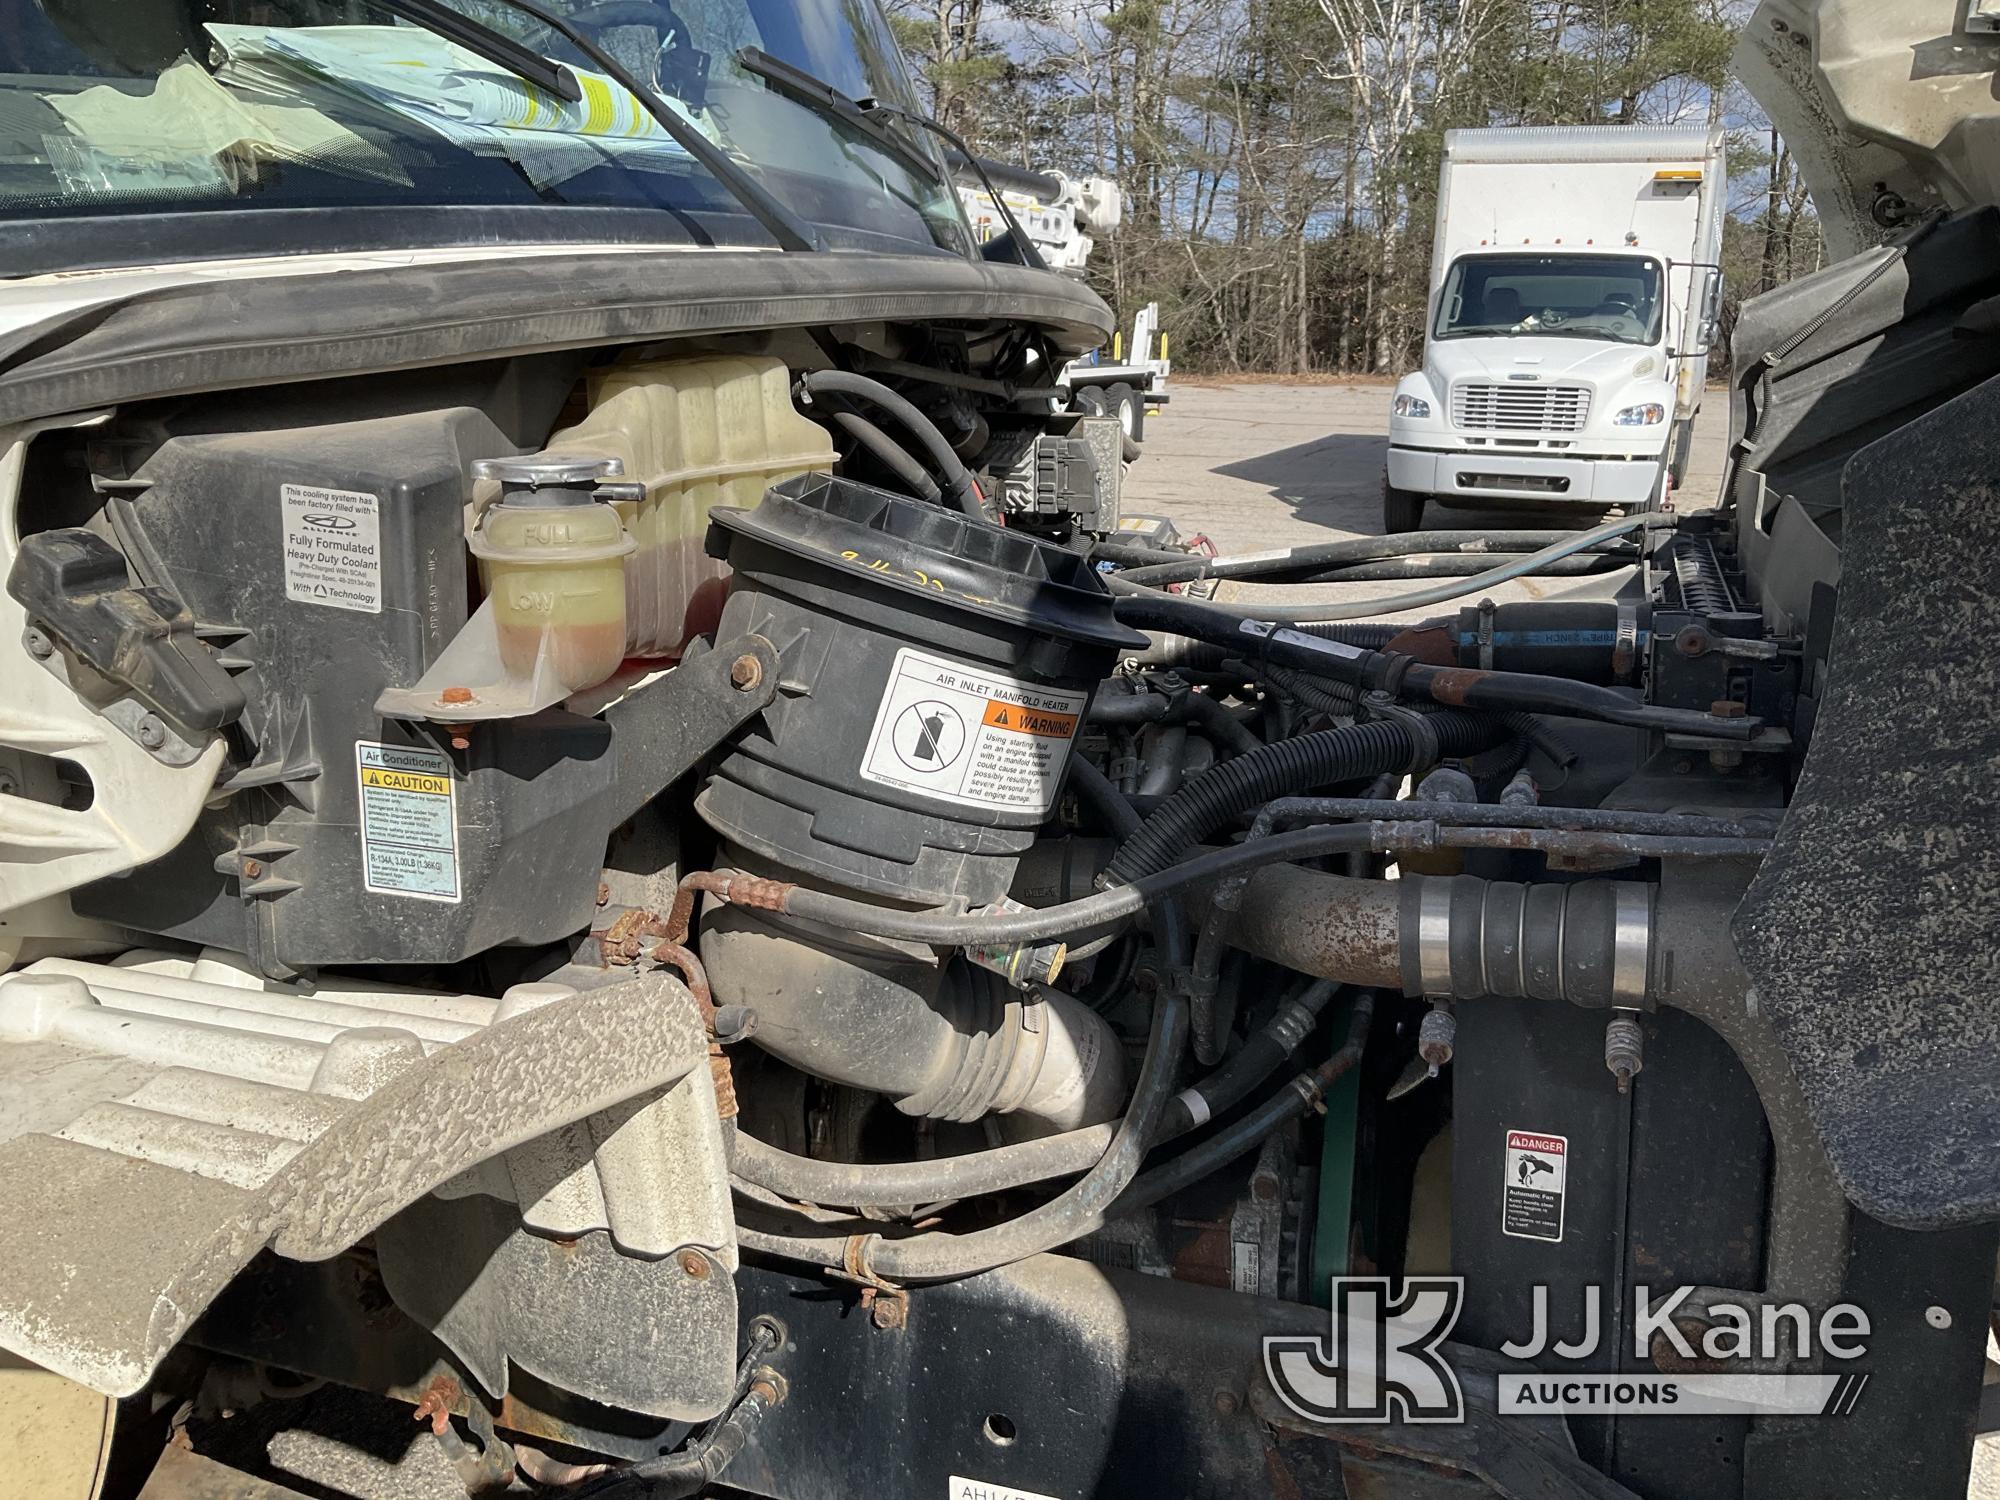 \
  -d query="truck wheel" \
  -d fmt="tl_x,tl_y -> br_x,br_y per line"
1667,418 -> 1696,492
1382,478 -> 1426,534
1105,382 -> 1145,457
